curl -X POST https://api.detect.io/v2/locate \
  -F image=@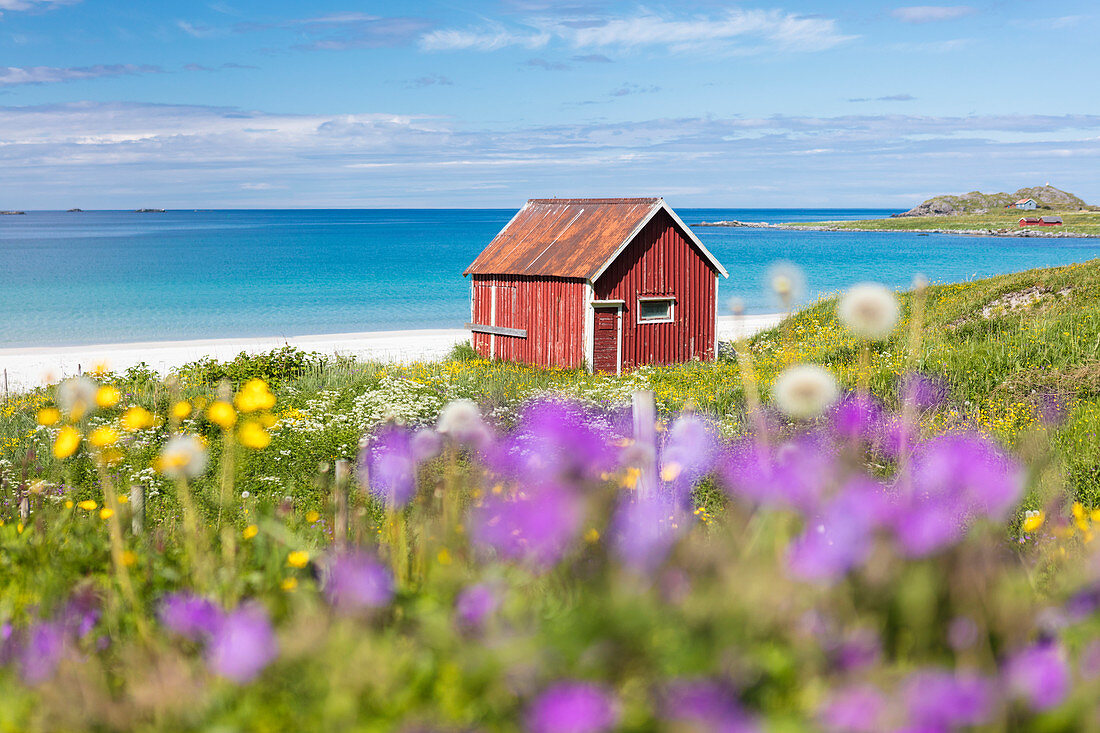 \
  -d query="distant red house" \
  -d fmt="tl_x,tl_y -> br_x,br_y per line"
464,197 -> 729,373
1019,216 -> 1063,227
